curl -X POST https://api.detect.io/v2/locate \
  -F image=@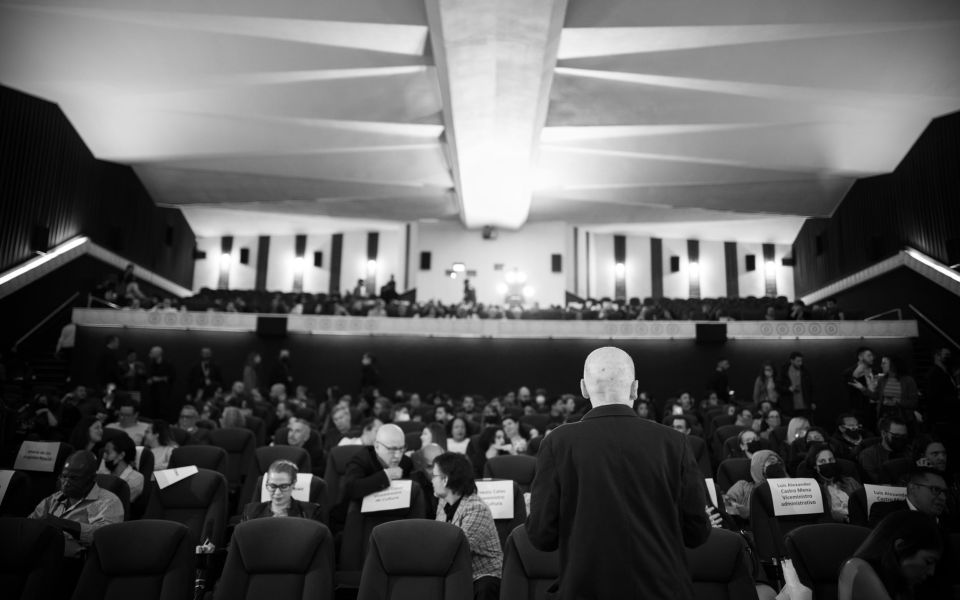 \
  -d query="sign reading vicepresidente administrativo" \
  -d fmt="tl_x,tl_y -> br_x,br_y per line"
361,480 -> 412,513
14,441 -> 60,472
476,479 -> 514,519
768,478 -> 824,517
